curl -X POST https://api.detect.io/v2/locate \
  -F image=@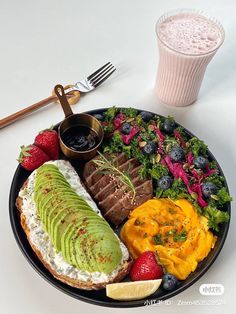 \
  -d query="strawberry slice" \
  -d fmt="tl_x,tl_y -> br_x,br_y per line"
18,145 -> 50,171
130,251 -> 164,281
34,127 -> 59,160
